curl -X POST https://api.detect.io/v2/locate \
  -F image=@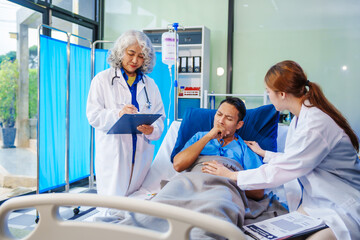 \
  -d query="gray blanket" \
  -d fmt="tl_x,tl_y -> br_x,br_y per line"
153,155 -> 247,225
98,156 -> 288,239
